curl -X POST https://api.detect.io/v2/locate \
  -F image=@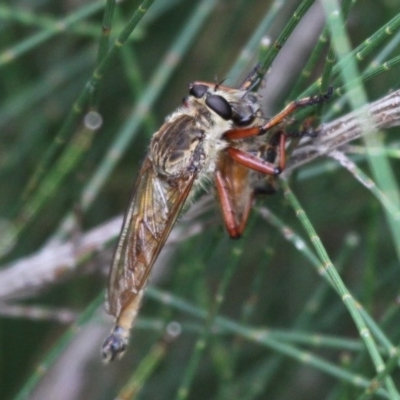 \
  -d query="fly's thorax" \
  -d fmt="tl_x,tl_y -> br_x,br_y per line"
149,84 -> 264,180
149,108 -> 209,178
